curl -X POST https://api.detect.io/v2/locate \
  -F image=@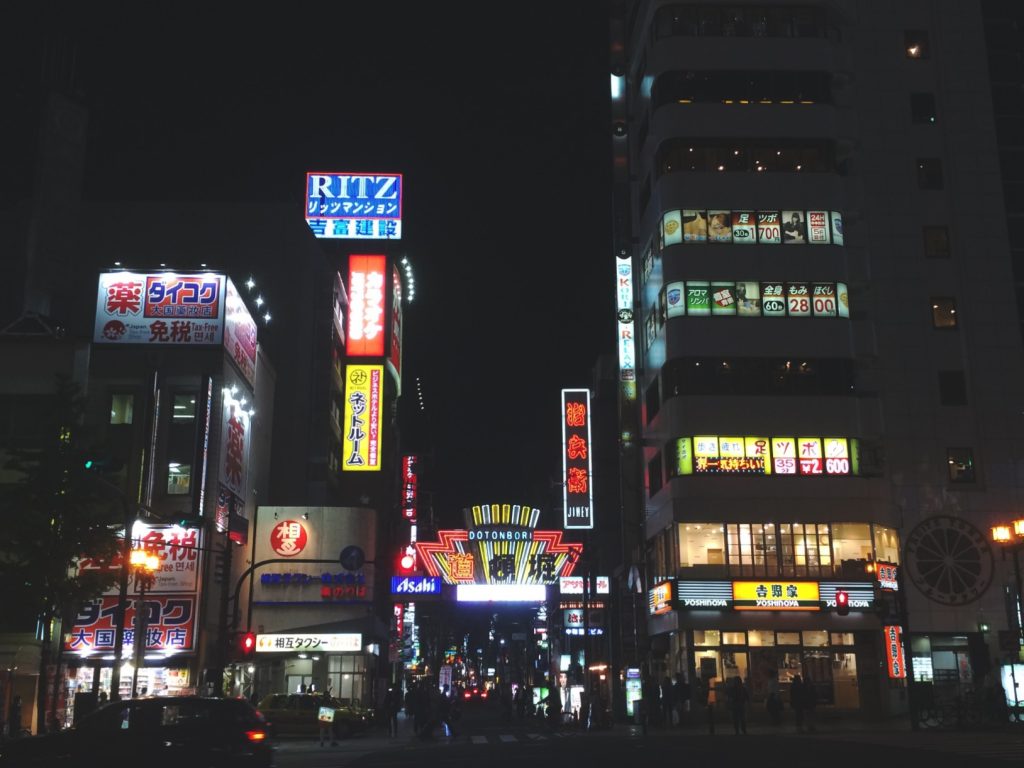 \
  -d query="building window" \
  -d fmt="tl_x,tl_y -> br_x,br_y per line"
656,138 -> 836,177
917,158 -> 943,189
648,453 -> 663,496
645,378 -> 661,423
678,523 -> 726,567
173,393 -> 196,421
831,523 -> 872,575
947,448 -> 975,483
167,462 -> 192,494
872,525 -> 901,564
923,226 -> 951,258
931,297 -> 957,328
110,393 -> 134,425
905,30 -> 929,58
938,370 -> 968,406
910,92 -> 937,123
